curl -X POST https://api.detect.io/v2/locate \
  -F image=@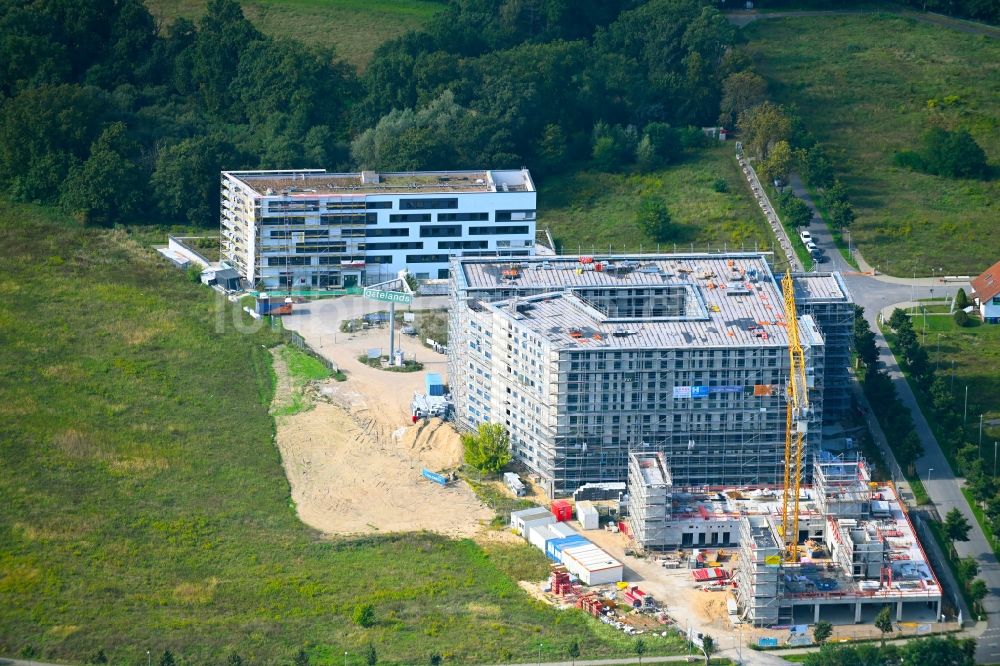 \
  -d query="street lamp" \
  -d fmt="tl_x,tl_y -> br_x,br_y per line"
147,650 -> 151,666
537,643 -> 542,666
927,468 -> 934,484
994,442 -> 998,478
344,651 -> 348,666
